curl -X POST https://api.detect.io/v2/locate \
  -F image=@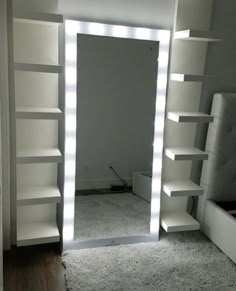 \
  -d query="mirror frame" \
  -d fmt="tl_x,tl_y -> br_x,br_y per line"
63,19 -> 170,250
